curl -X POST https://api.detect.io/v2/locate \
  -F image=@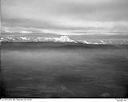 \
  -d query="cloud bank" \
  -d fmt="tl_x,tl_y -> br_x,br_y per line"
1,0 -> 128,35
